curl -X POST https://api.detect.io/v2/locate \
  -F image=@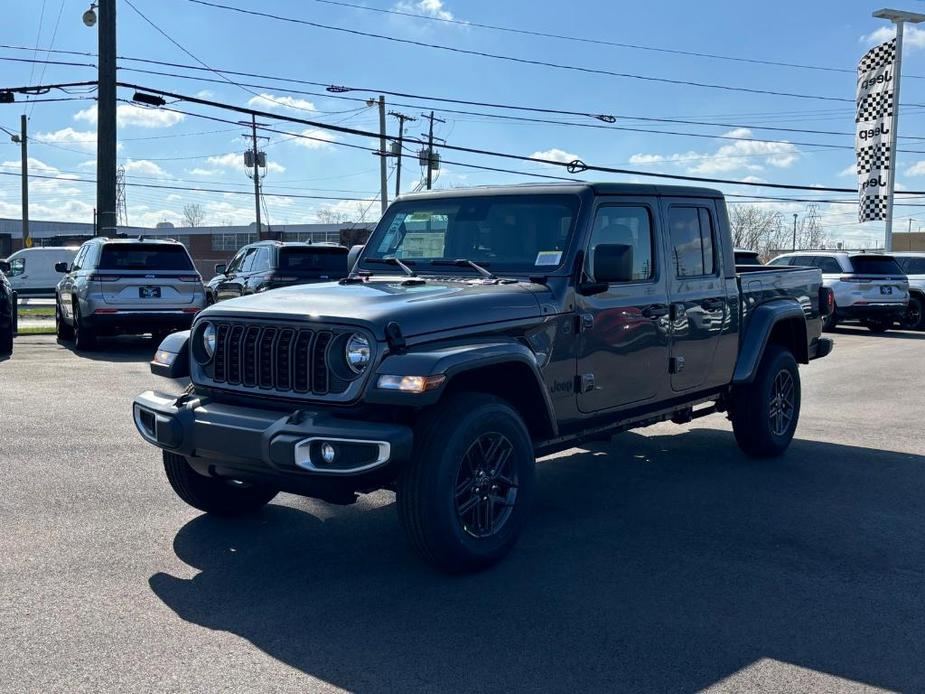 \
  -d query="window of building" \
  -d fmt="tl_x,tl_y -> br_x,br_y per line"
586,206 -> 654,282
668,206 -> 715,277
211,232 -> 257,252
